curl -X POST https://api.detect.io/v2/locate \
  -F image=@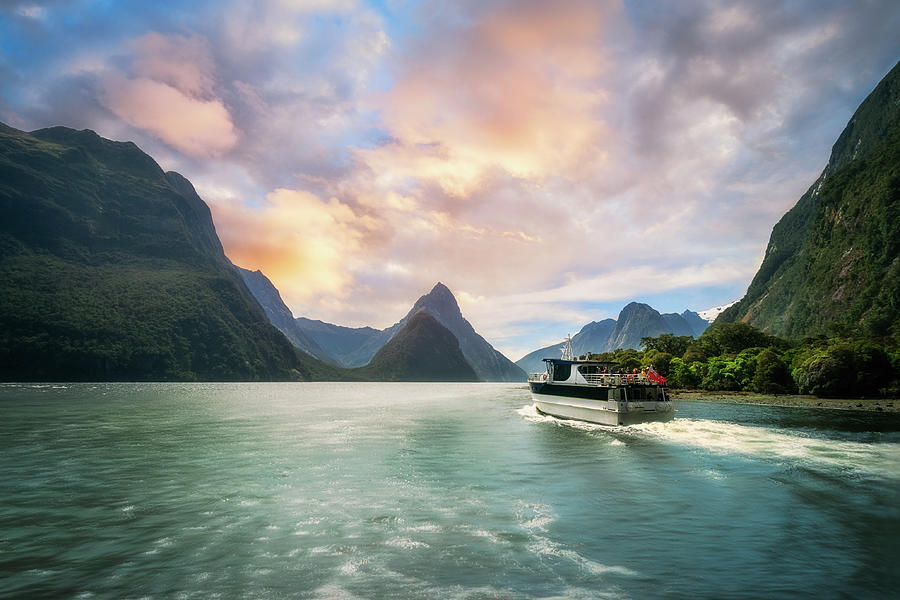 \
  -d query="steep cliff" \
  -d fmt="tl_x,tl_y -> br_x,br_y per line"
0,124 -> 323,381
719,61 -> 900,339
